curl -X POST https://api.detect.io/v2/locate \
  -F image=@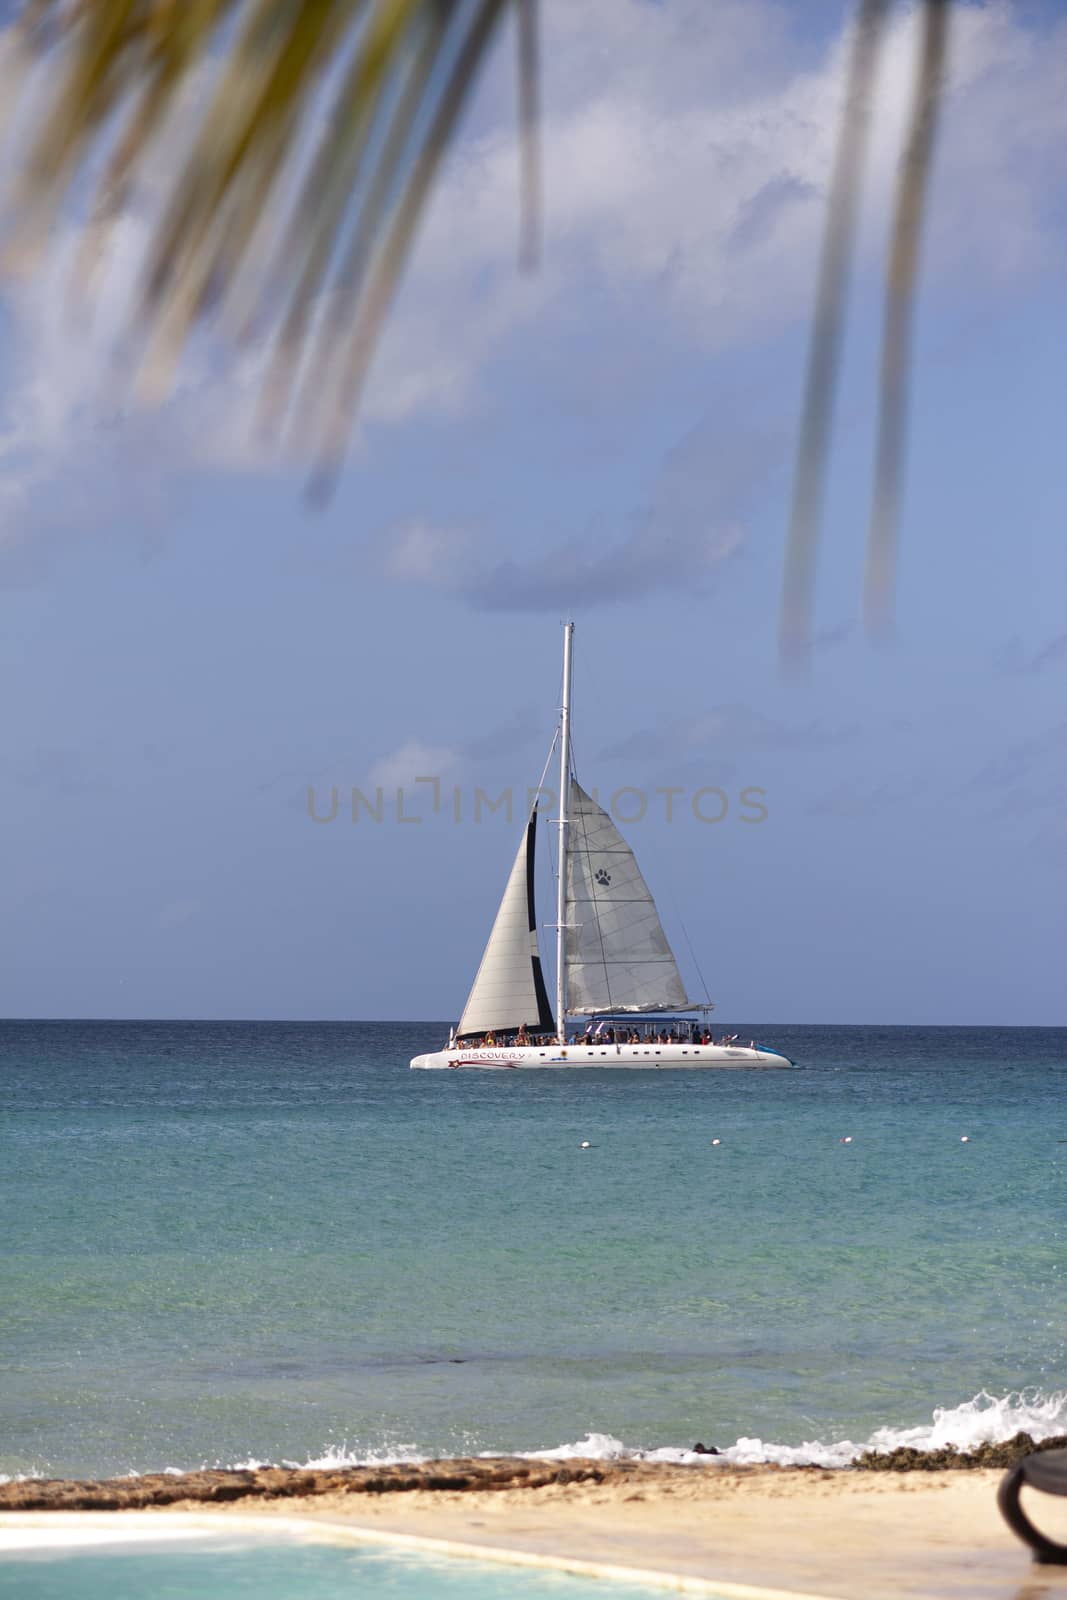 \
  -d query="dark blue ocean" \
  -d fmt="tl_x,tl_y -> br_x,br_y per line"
2,1020 -> 1065,1481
